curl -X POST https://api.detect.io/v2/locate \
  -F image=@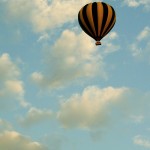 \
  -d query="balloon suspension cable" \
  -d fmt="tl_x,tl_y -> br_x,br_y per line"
95,41 -> 101,46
